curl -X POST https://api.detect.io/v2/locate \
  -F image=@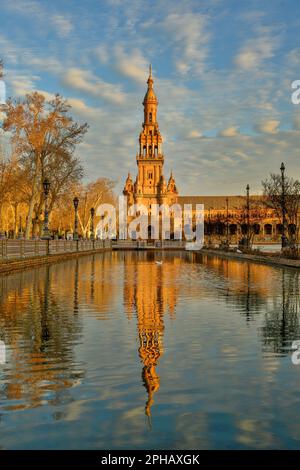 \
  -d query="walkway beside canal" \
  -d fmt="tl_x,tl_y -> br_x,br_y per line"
112,241 -> 300,269
200,248 -> 300,269
1,239 -> 299,274
0,239 -> 111,274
